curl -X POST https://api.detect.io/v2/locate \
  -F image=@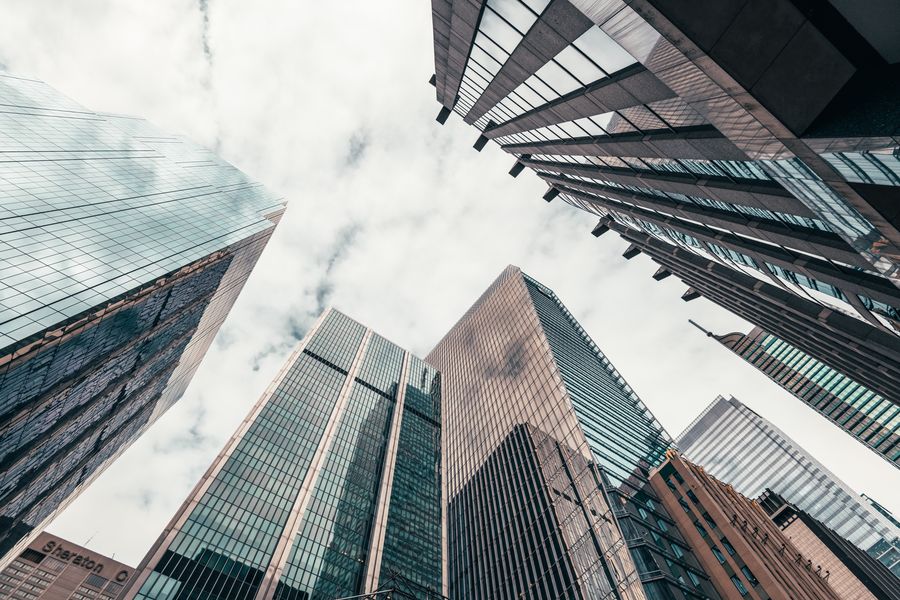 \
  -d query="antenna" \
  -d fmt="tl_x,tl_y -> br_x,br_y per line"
688,319 -> 713,337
